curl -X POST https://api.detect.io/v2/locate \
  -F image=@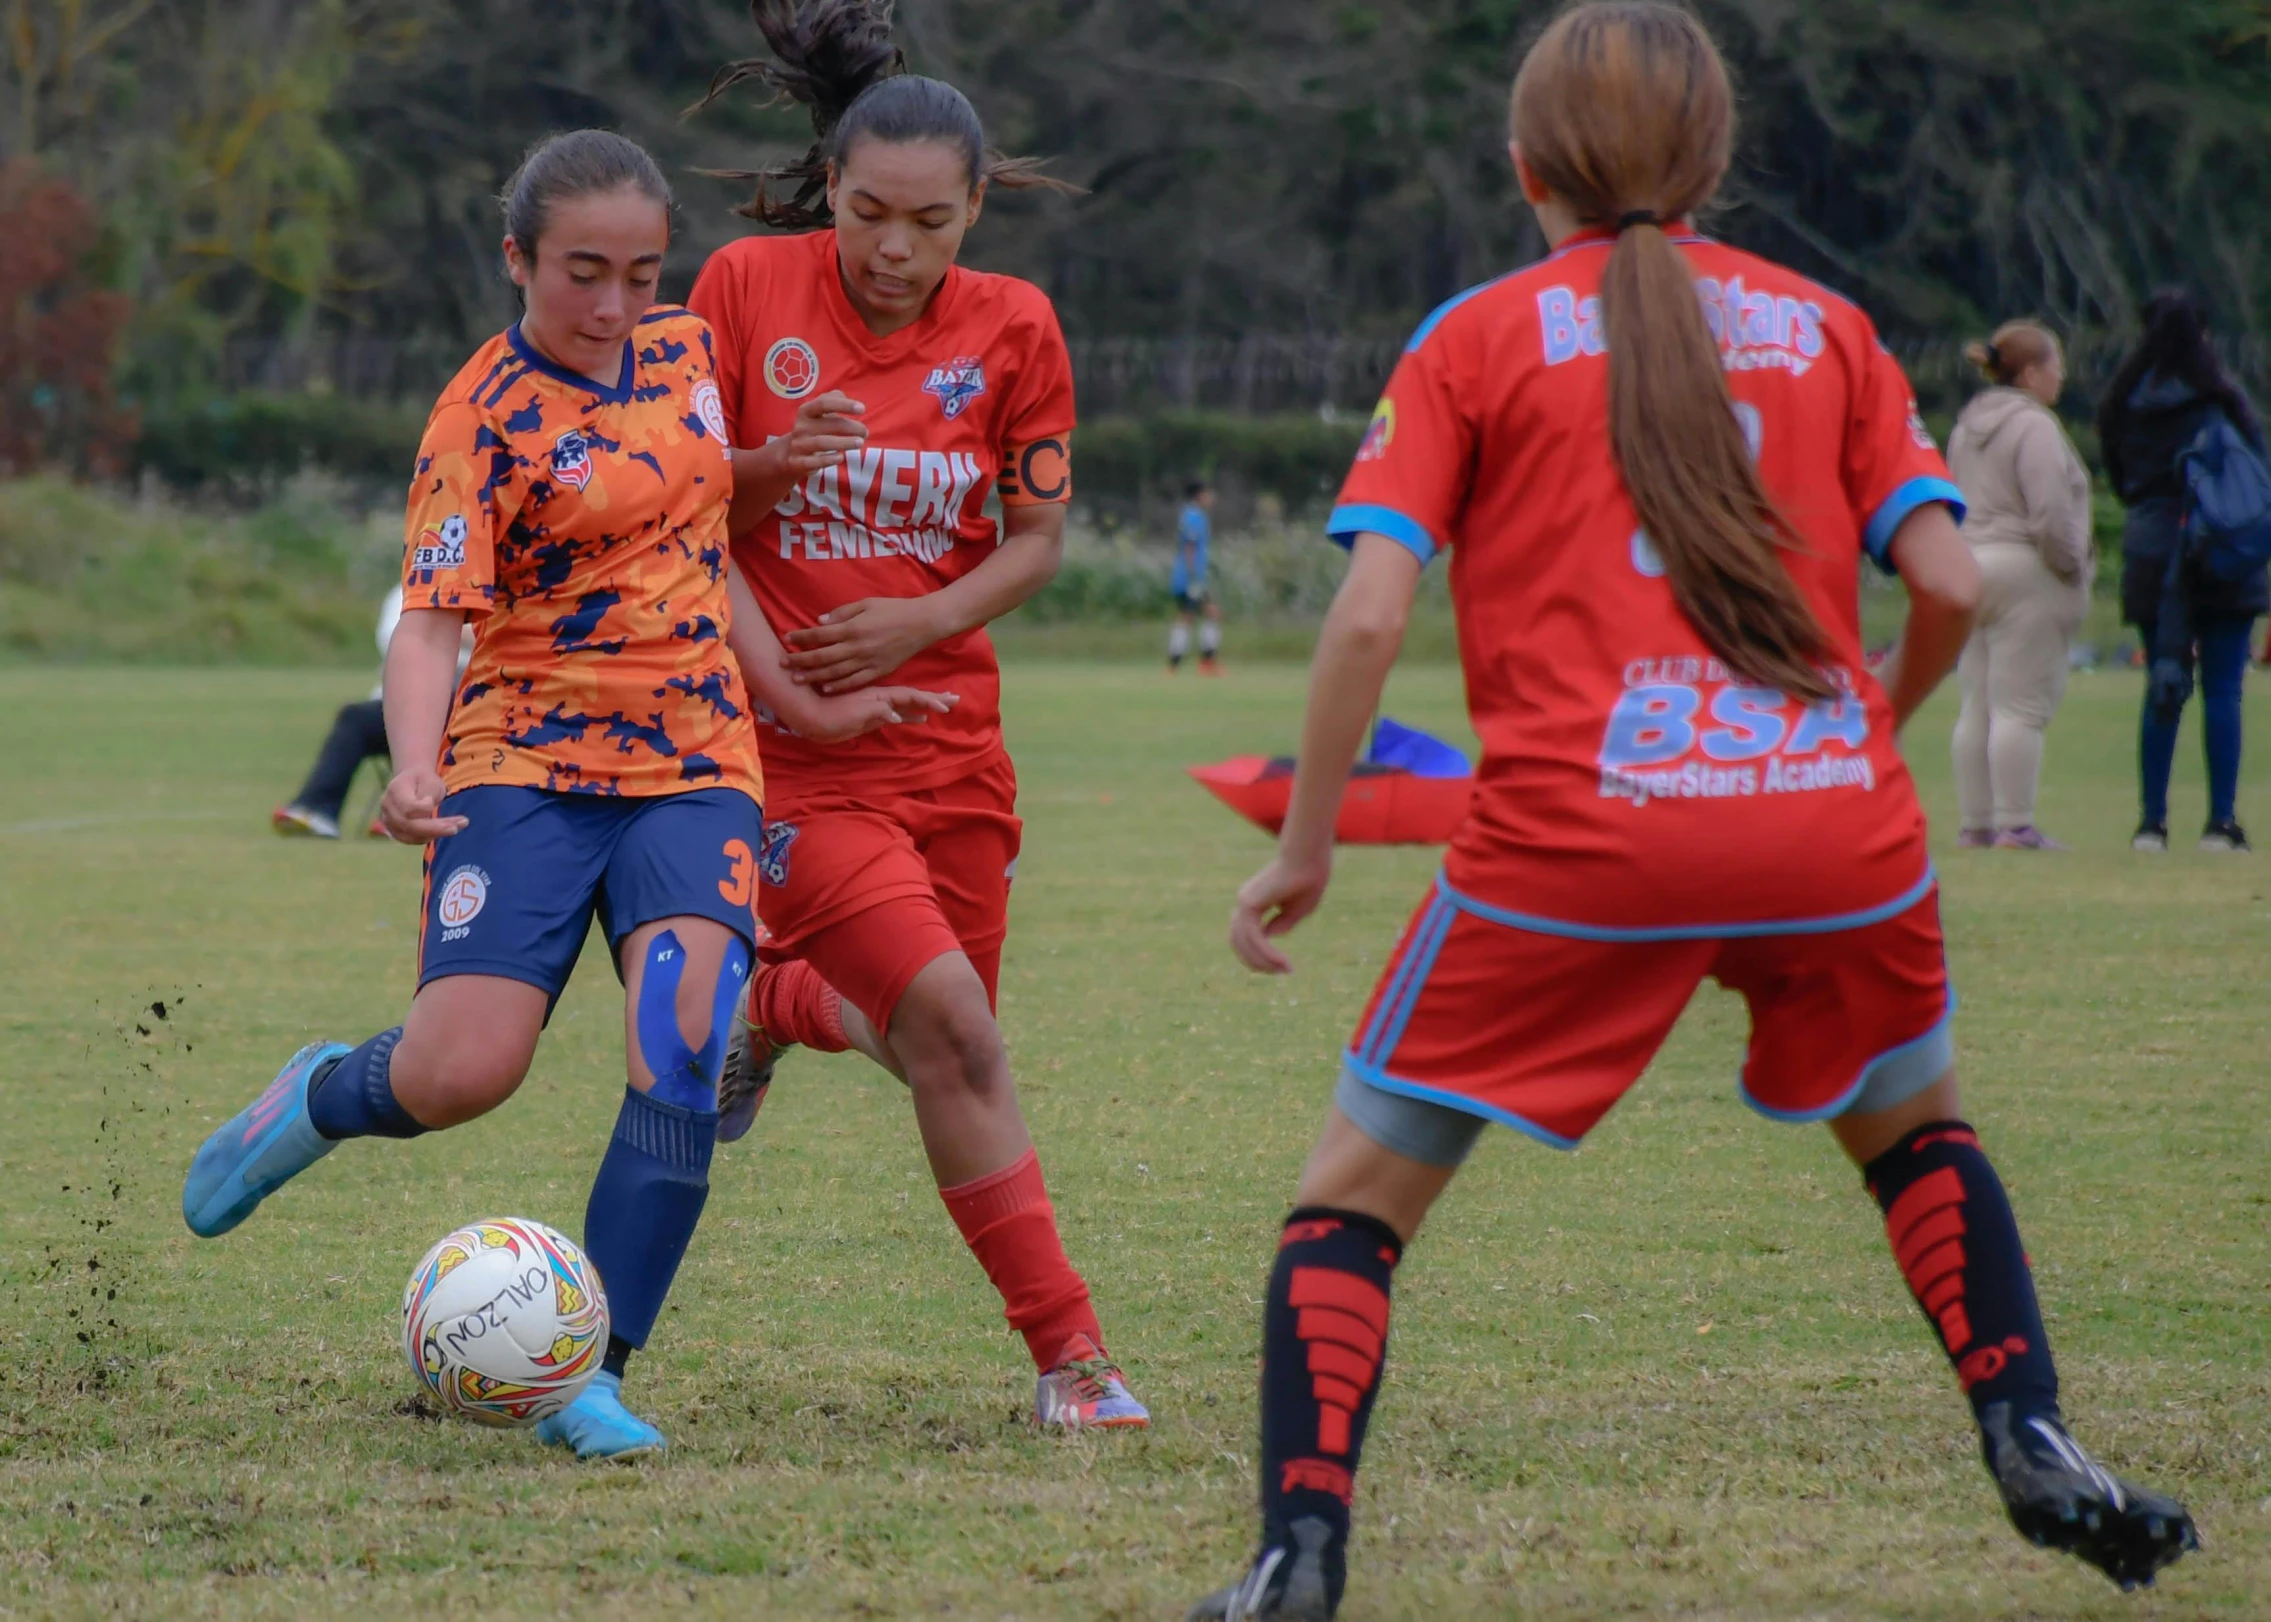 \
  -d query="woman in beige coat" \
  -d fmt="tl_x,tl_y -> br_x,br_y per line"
1947,322 -> 2094,849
